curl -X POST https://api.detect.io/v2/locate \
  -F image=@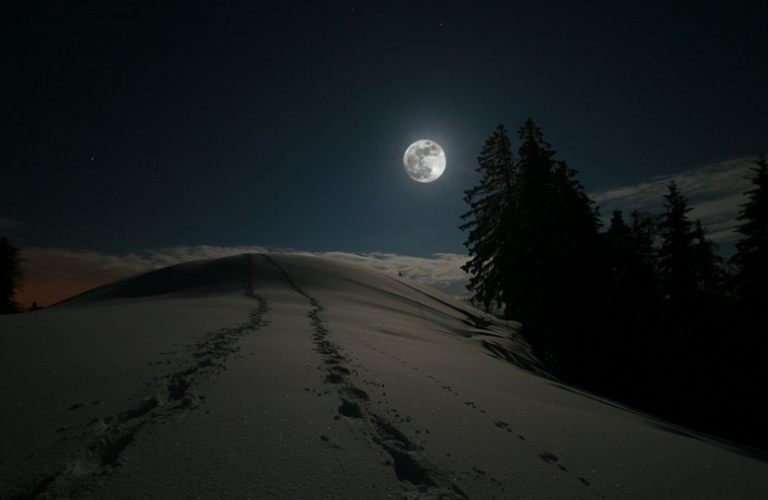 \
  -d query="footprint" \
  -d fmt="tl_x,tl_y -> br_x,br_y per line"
112,397 -> 159,423
338,399 -> 363,419
325,373 -> 345,384
539,451 -> 559,464
167,373 -> 194,401
539,451 -> 568,472
344,386 -> 369,401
